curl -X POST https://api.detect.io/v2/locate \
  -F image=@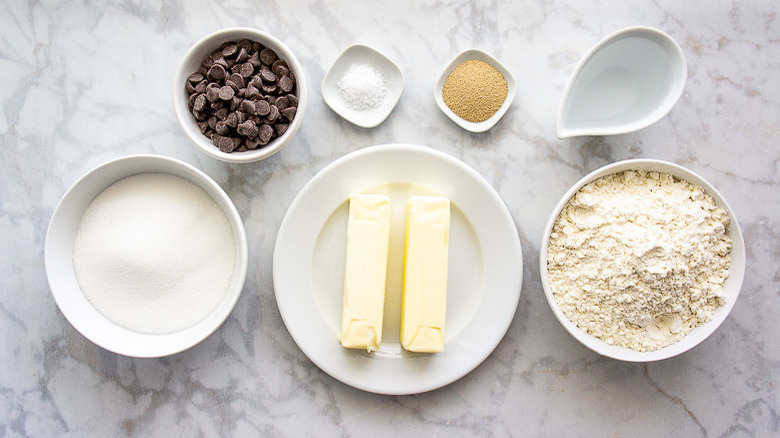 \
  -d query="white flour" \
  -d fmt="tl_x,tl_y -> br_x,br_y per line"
547,170 -> 732,351
73,173 -> 235,334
